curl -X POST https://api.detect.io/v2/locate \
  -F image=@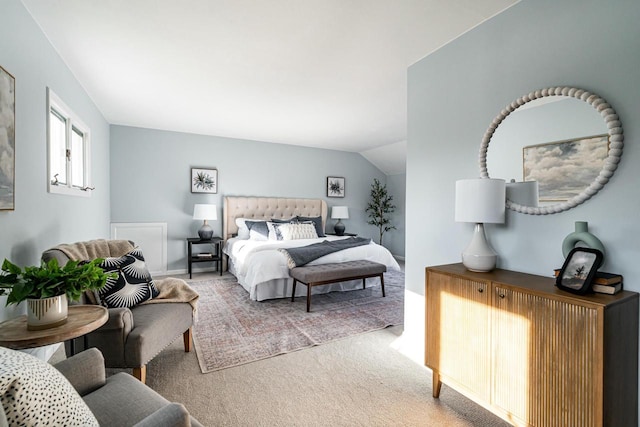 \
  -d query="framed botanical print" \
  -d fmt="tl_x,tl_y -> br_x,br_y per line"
191,168 -> 218,194
327,176 -> 345,198
0,65 -> 15,211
